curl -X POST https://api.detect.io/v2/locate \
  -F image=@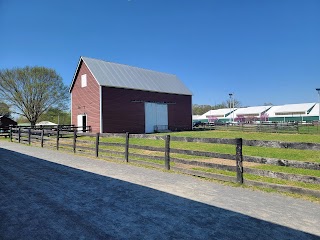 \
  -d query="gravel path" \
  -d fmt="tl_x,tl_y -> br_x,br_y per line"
1,141 -> 320,239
